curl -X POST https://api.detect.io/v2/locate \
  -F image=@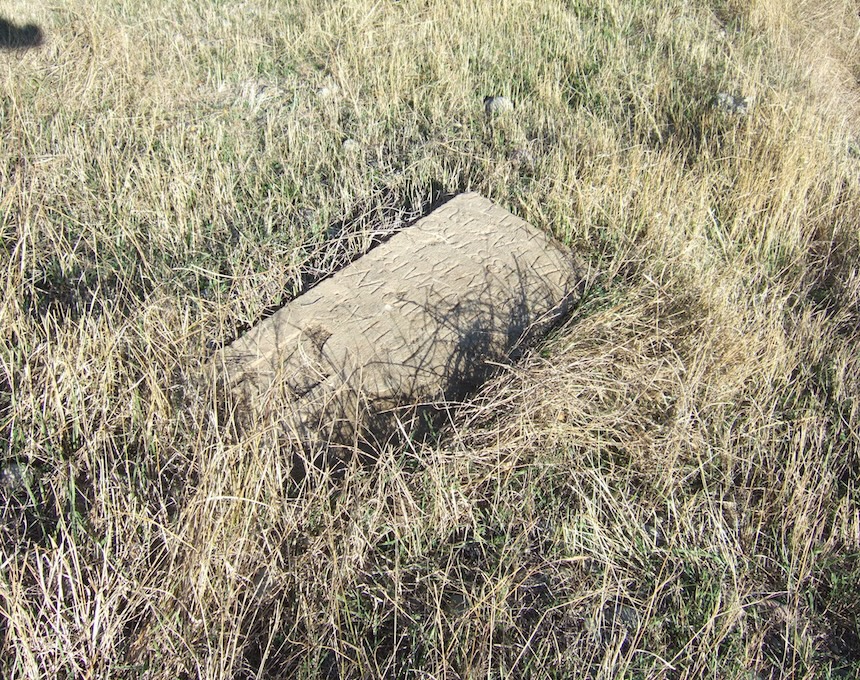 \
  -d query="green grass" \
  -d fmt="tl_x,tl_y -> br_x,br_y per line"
1,0 -> 860,677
